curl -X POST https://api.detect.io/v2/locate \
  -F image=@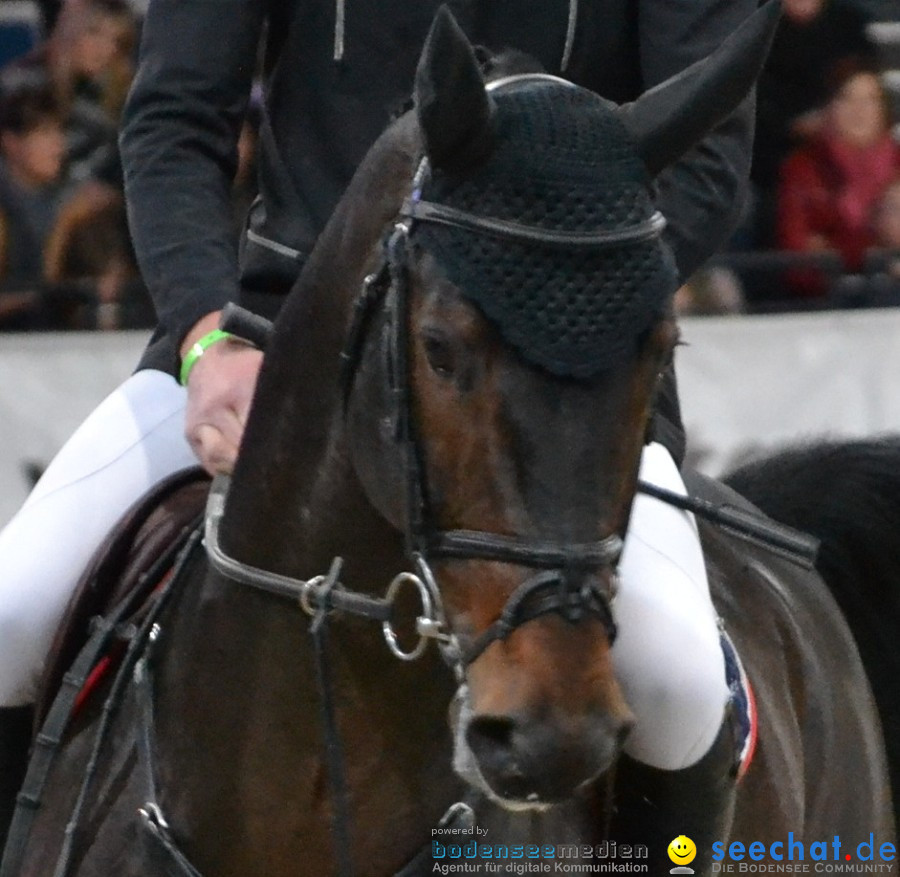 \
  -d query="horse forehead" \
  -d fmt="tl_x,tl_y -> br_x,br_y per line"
413,84 -> 678,379
416,273 -> 486,334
